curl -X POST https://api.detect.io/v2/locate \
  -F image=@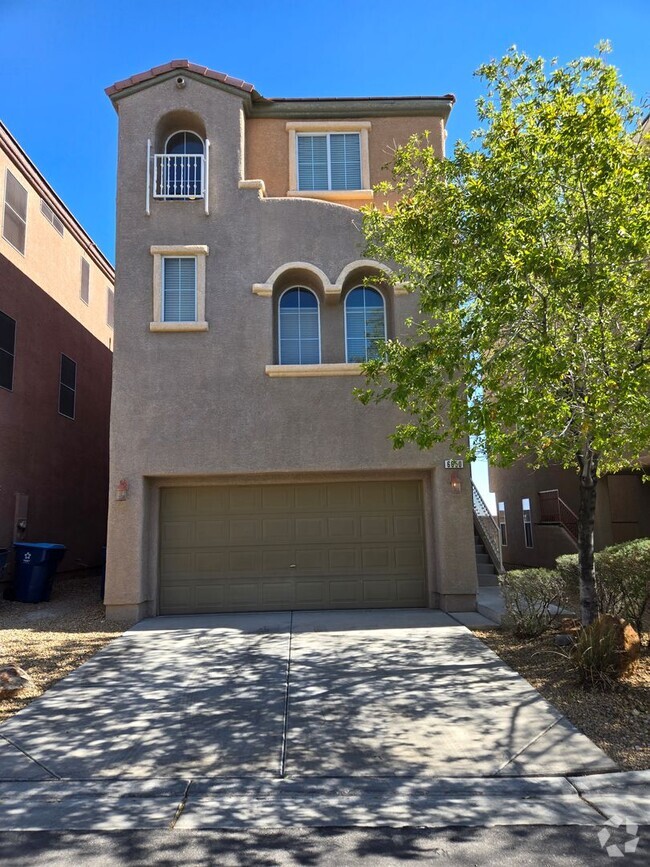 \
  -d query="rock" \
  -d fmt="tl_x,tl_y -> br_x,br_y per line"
0,665 -> 33,696
596,614 -> 641,674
